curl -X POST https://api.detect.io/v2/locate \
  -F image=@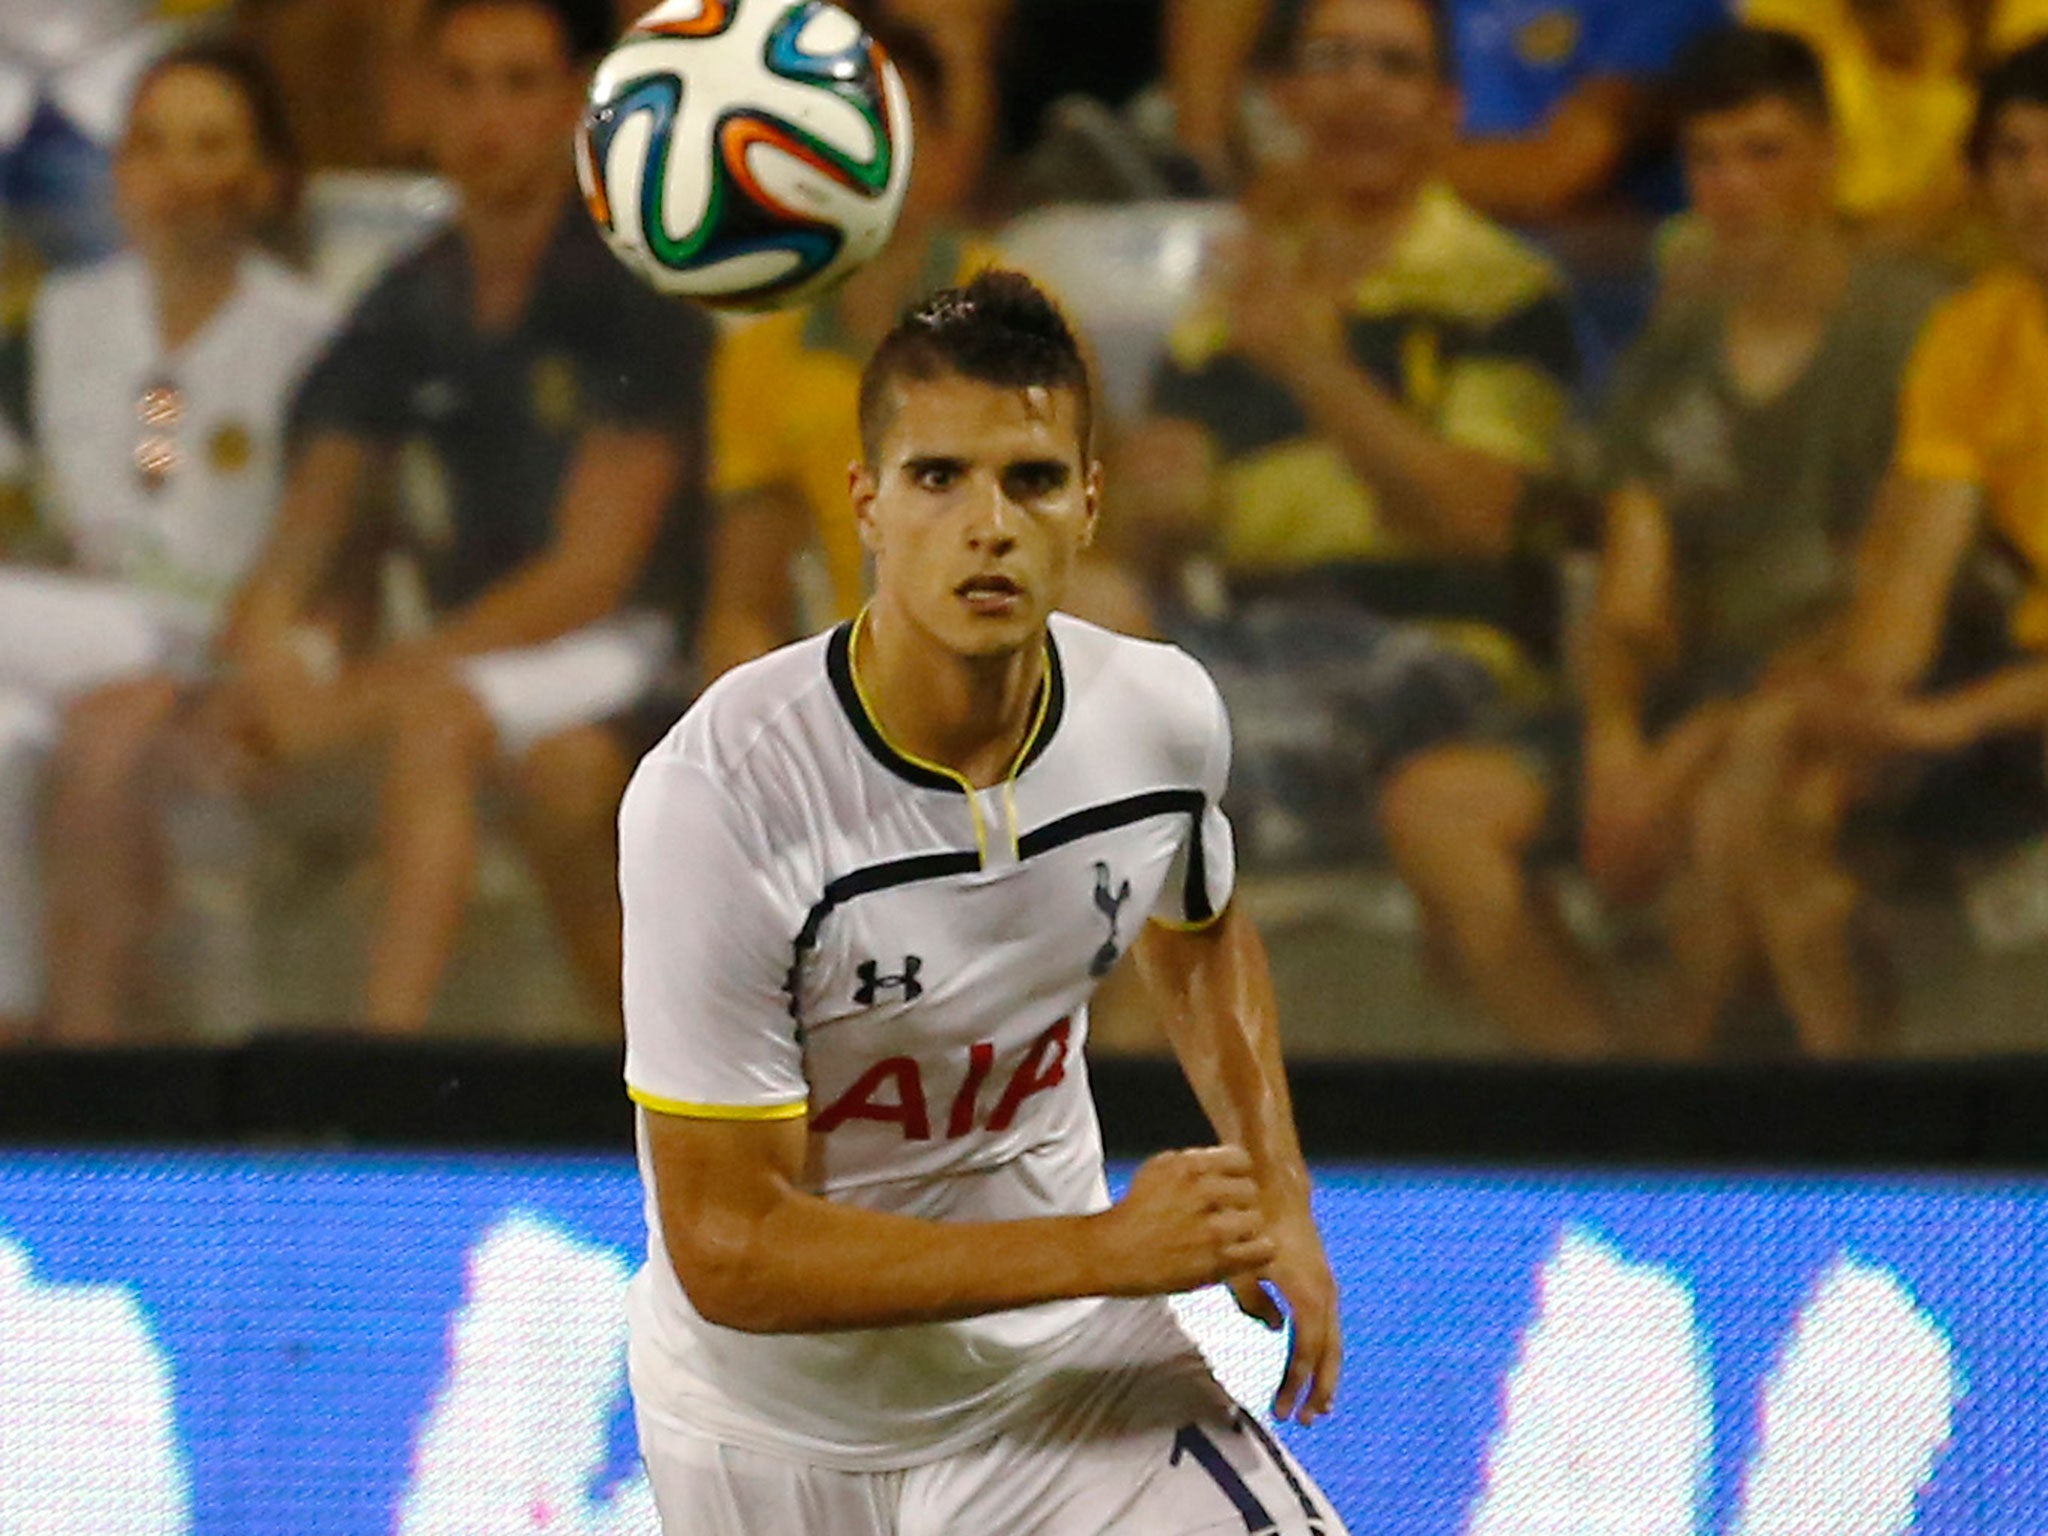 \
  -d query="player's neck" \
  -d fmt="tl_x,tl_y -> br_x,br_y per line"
855,607 -> 1047,790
